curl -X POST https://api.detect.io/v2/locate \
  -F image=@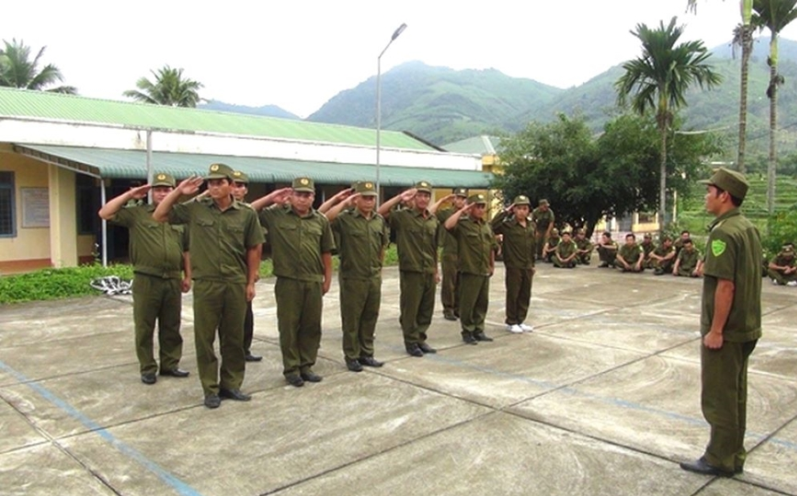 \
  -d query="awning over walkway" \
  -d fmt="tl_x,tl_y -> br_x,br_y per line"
15,144 -> 494,188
